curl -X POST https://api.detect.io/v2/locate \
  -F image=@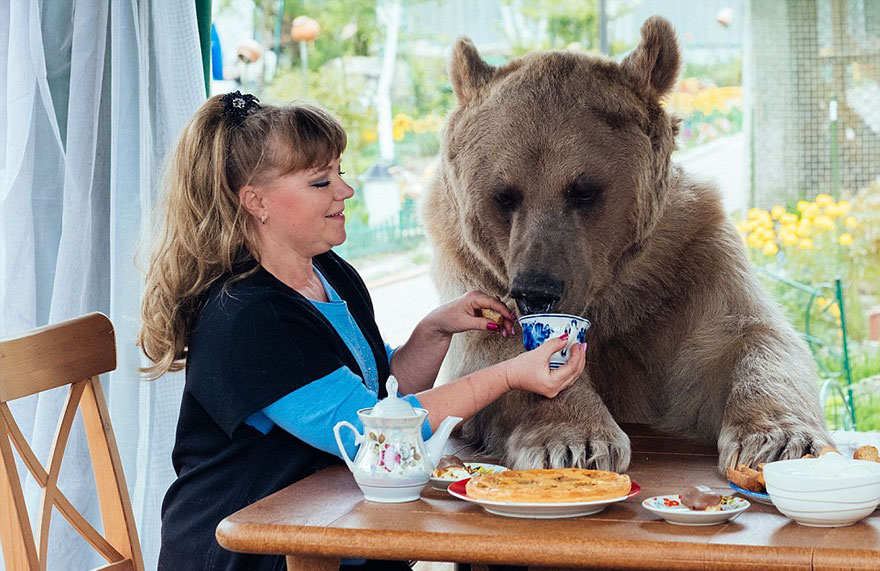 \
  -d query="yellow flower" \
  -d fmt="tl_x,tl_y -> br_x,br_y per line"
798,238 -> 814,250
797,200 -> 811,212
796,221 -> 812,237
362,129 -> 378,143
781,232 -> 798,246
392,125 -> 406,141
780,213 -> 798,225
801,204 -> 820,219
393,113 -> 413,131
838,233 -> 854,246
747,232 -> 764,249
771,206 -> 787,219
824,203 -> 845,217
837,200 -> 851,215
815,194 -> 834,207
747,208 -> 769,222
762,241 -> 779,256
815,215 -> 835,230
829,304 -> 841,320
760,228 -> 776,241
735,221 -> 751,234
845,216 -> 859,229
